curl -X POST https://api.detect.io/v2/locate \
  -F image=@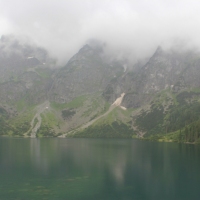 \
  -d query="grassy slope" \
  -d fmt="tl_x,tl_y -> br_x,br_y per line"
3,86 -> 200,143
36,93 -> 110,136
70,107 -> 135,138
134,89 -> 200,143
0,100 -> 35,136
